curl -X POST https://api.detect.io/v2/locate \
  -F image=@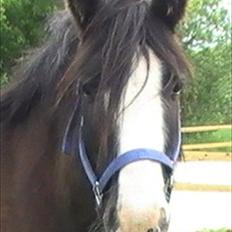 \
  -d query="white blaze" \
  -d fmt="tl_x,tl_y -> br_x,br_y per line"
117,50 -> 167,231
